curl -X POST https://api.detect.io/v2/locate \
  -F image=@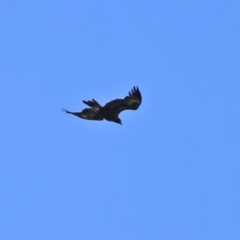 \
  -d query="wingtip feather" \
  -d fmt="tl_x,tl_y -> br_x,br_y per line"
61,108 -> 71,114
